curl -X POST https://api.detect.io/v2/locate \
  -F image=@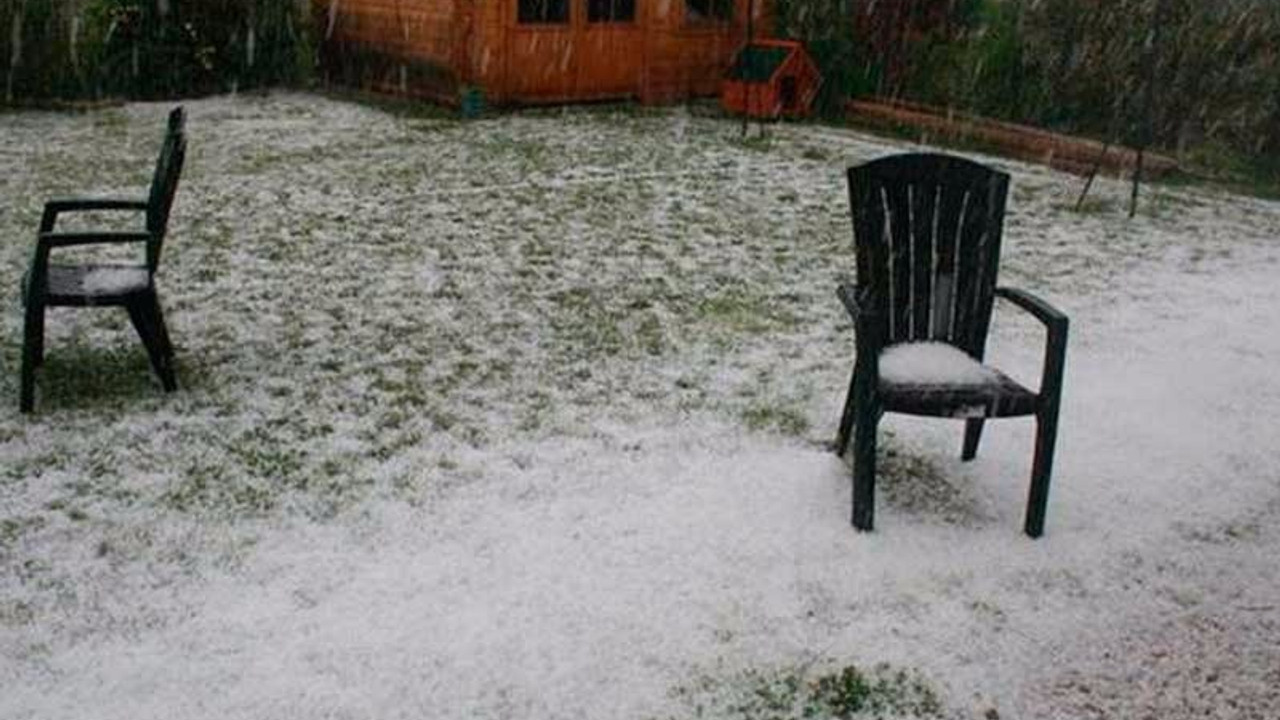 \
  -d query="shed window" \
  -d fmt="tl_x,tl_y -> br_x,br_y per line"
686,0 -> 732,23
519,0 -> 569,23
588,0 -> 636,22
